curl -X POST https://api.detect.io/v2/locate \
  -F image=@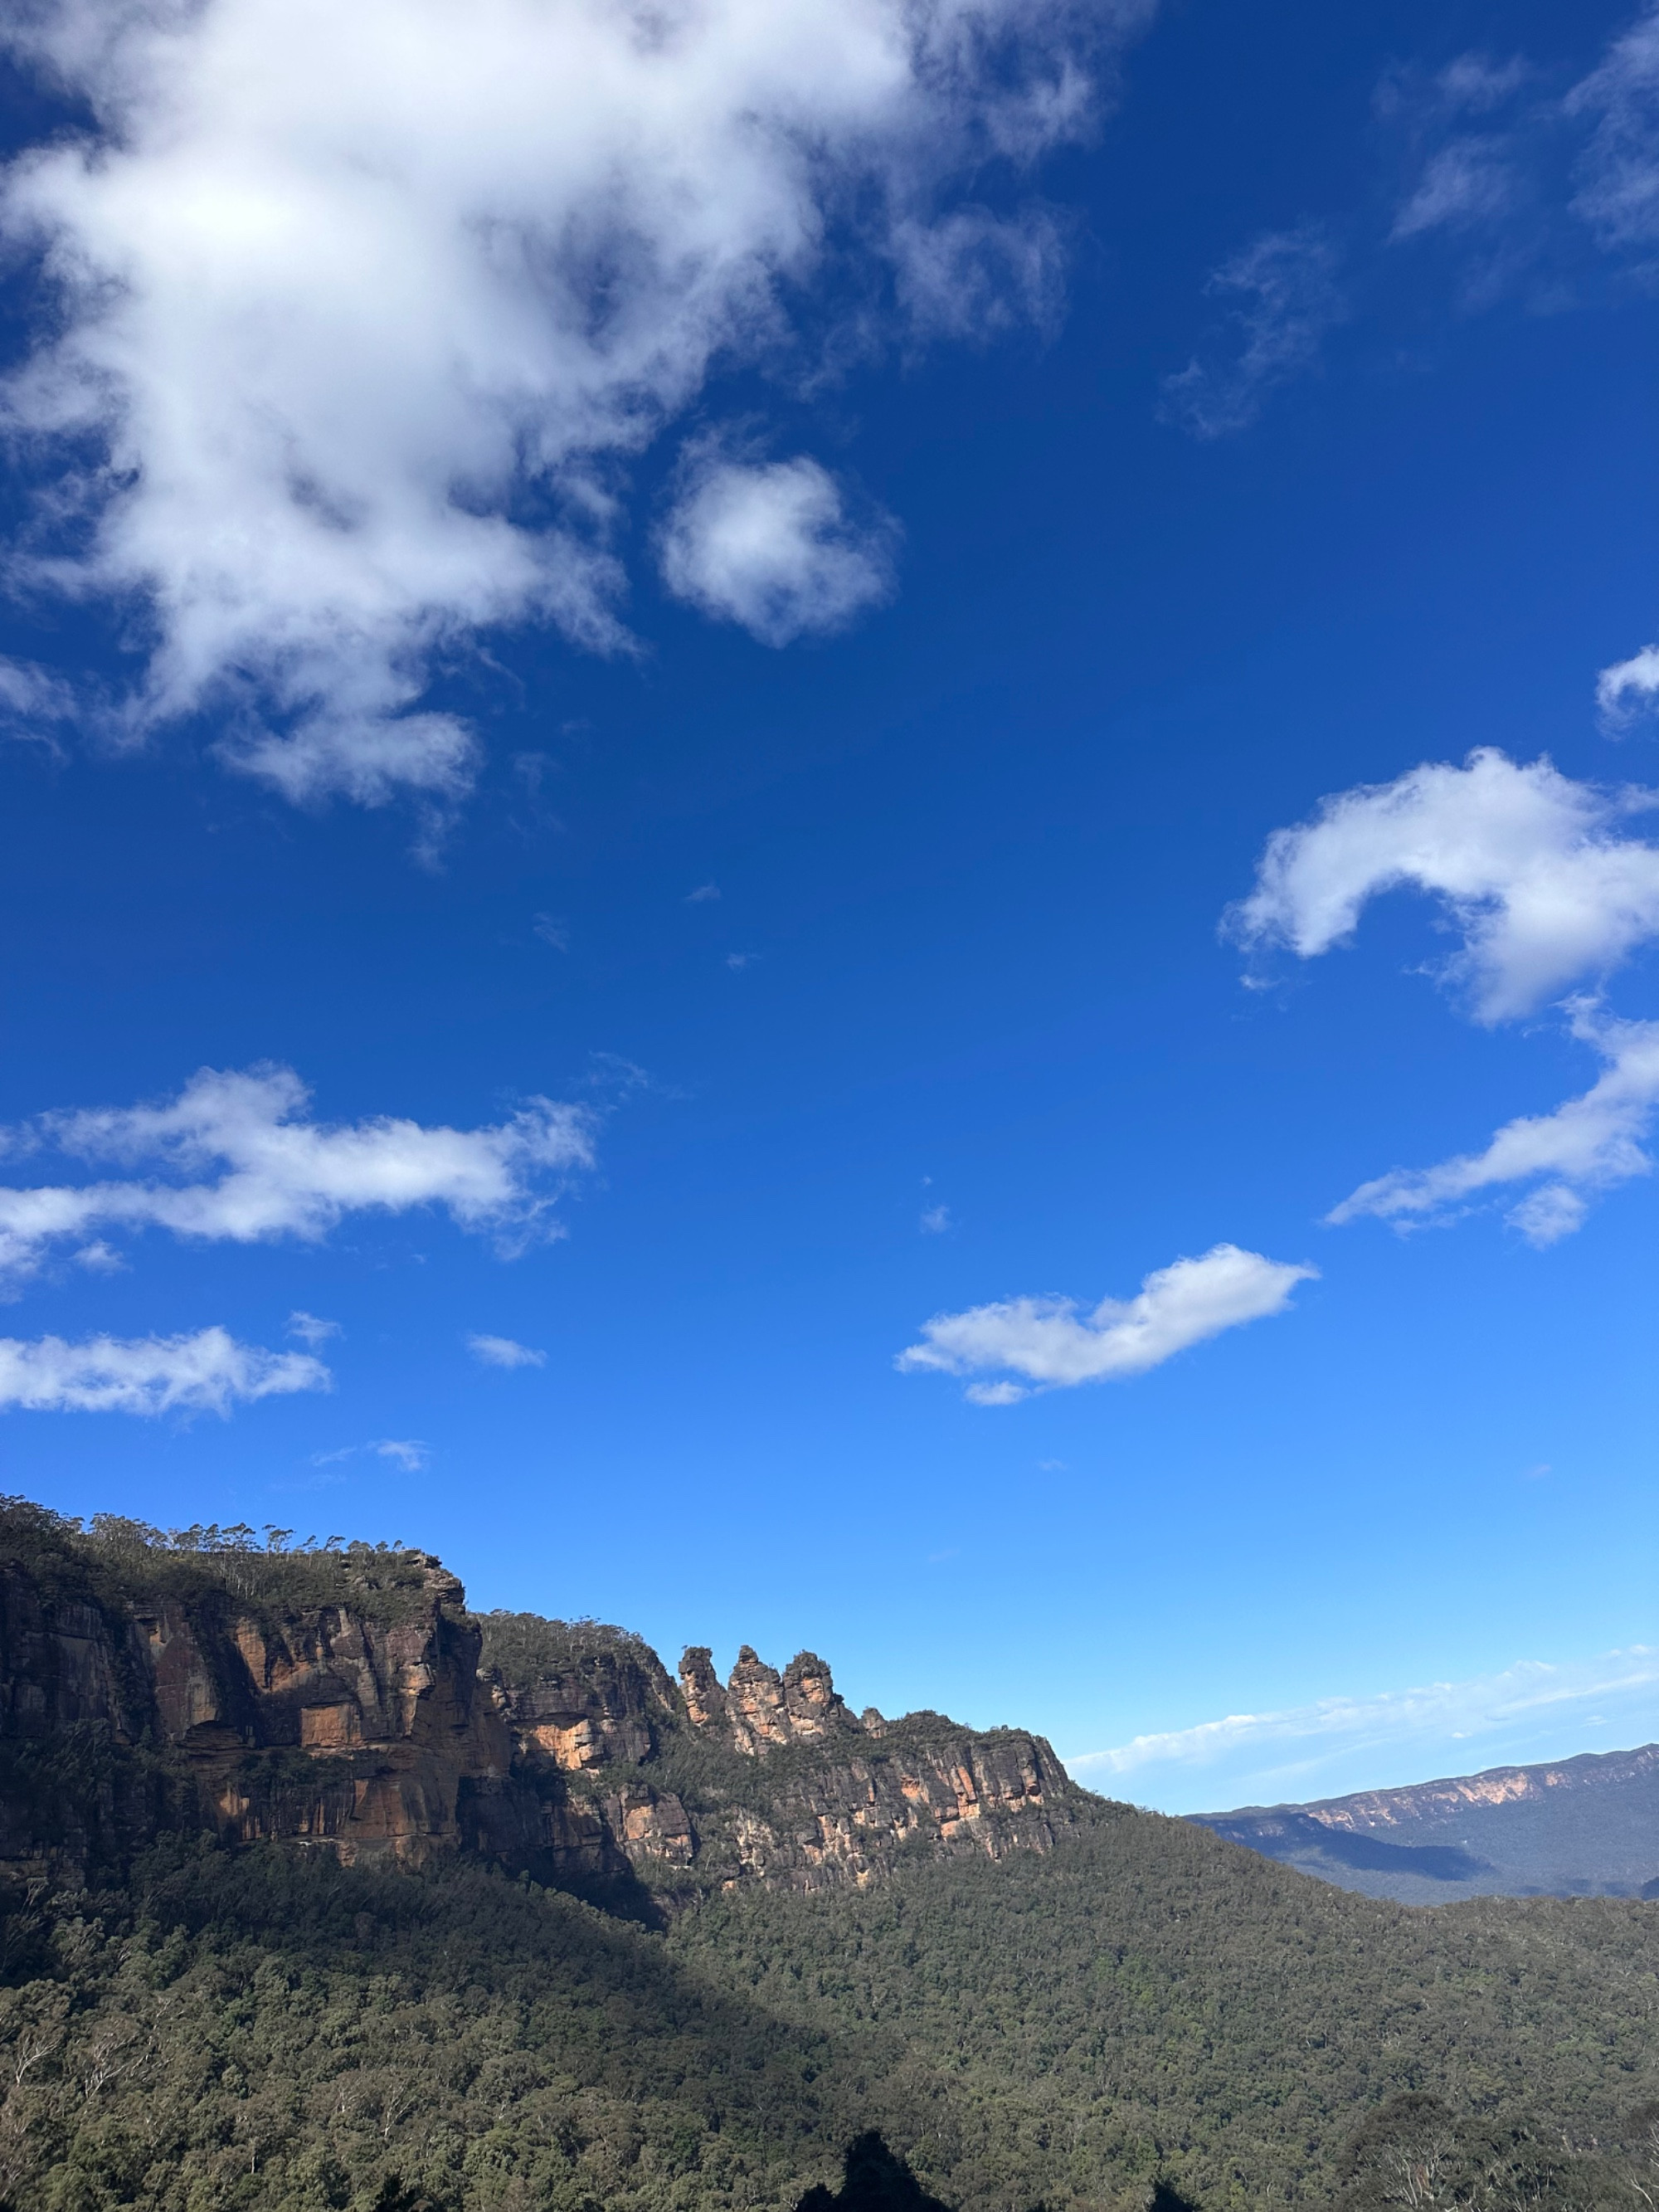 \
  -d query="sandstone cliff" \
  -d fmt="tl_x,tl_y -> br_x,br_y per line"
0,1500 -> 1081,1911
